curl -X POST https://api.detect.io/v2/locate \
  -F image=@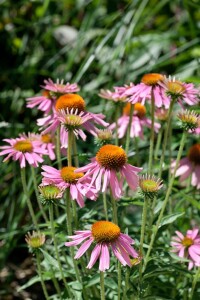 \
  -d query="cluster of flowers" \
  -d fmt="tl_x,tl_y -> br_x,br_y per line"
1,73 -> 200,272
